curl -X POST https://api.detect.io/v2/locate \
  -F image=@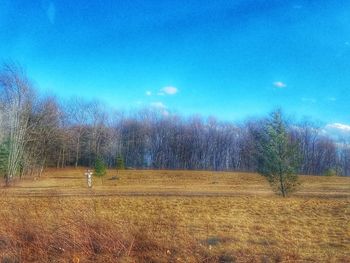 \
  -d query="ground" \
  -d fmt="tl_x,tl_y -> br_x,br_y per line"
0,169 -> 349,262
